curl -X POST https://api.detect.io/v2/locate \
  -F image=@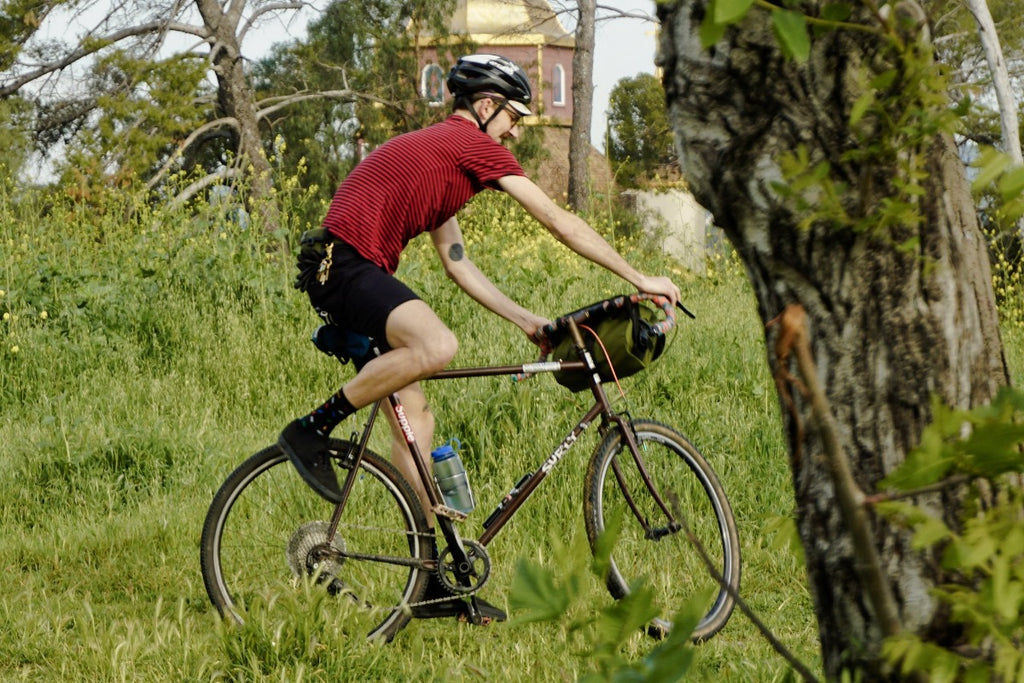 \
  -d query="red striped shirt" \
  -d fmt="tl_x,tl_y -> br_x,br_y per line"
322,115 -> 525,274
